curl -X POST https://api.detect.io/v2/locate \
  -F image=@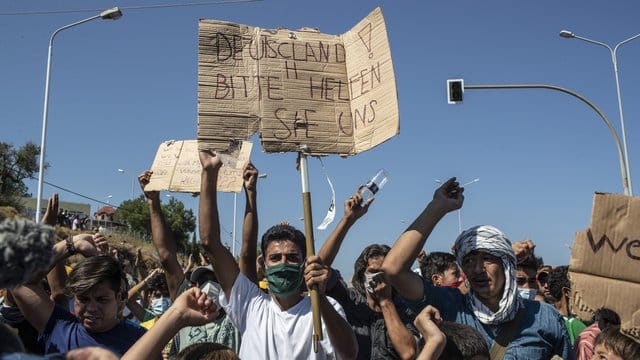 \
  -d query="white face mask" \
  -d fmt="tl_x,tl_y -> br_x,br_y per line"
200,280 -> 222,309
517,287 -> 537,300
